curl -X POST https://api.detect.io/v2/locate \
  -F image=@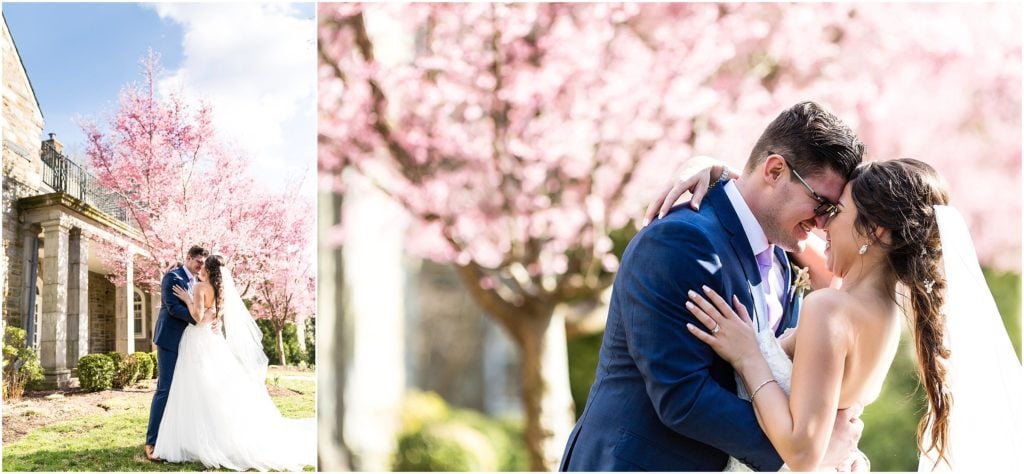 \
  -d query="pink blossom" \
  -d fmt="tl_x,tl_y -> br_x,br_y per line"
319,2 -> 1021,295
84,53 -> 315,313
